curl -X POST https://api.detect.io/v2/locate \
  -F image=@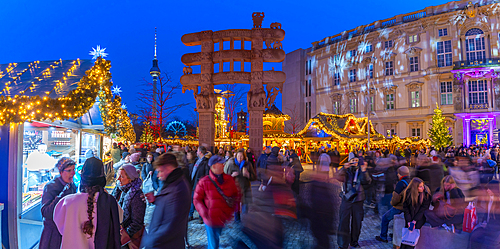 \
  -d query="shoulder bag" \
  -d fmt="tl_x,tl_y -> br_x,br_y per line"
209,177 -> 235,209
